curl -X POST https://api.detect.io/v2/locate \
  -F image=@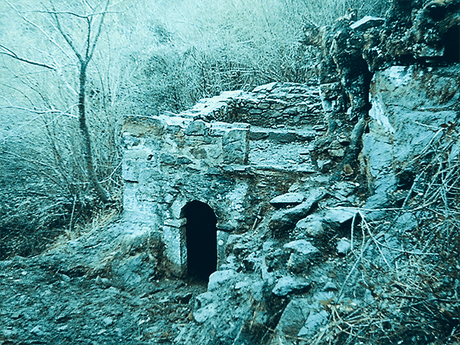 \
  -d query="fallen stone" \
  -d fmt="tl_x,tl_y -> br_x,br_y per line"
284,240 -> 319,256
208,270 -> 237,291
103,317 -> 114,327
295,214 -> 325,237
270,193 -> 306,209
286,253 -> 313,273
297,310 -> 329,337
324,208 -> 358,224
193,303 -> 218,323
272,299 -> 311,340
337,238 -> 352,255
323,282 -> 338,292
269,188 -> 326,232
272,276 -> 311,296
394,212 -> 418,233
330,181 -> 359,199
